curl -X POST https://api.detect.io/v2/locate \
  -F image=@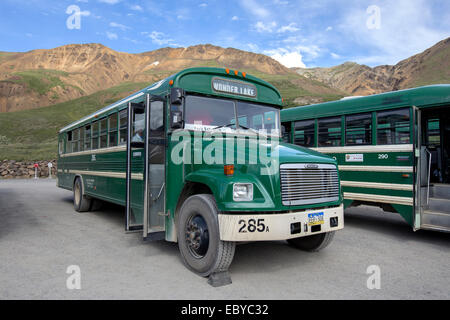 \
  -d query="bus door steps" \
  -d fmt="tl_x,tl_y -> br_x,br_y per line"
422,210 -> 450,230
430,184 -> 450,199
427,198 -> 450,213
